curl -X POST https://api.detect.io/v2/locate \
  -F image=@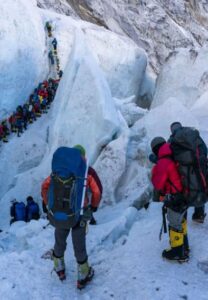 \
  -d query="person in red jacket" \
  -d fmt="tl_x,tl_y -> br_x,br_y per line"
41,145 -> 102,289
151,137 -> 189,262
